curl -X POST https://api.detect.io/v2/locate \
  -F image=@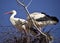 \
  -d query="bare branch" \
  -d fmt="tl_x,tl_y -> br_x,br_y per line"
26,0 -> 32,8
16,0 -> 49,41
16,0 -> 32,8
16,0 -> 26,7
